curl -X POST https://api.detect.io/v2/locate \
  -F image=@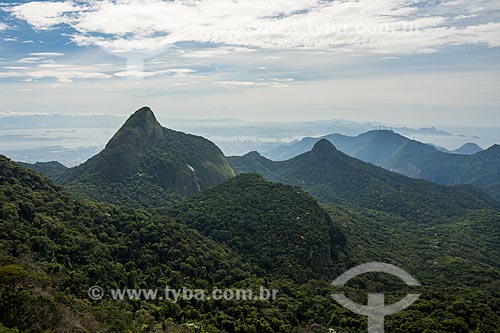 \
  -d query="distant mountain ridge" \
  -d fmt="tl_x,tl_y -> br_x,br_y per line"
54,107 -> 236,207
263,130 -> 500,199
230,139 -> 500,222
265,130 -> 483,161
4,133 -> 500,332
